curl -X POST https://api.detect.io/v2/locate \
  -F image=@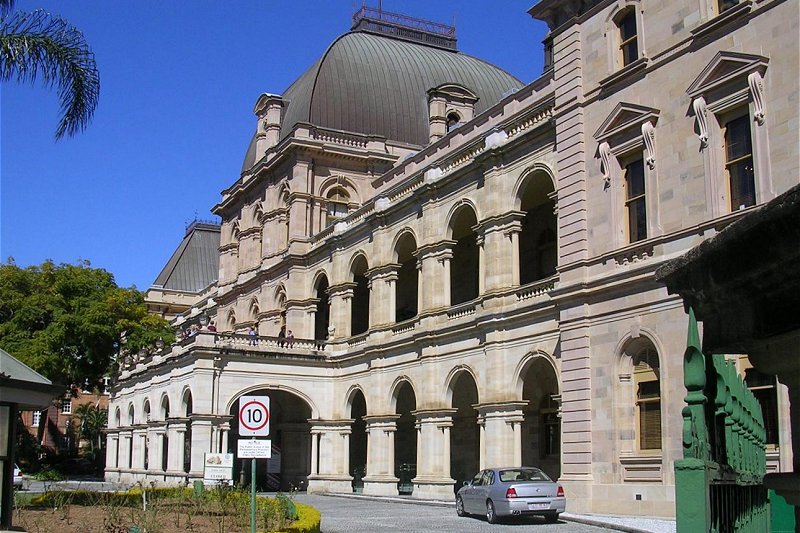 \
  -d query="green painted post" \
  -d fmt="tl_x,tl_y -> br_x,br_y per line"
251,456 -> 256,533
